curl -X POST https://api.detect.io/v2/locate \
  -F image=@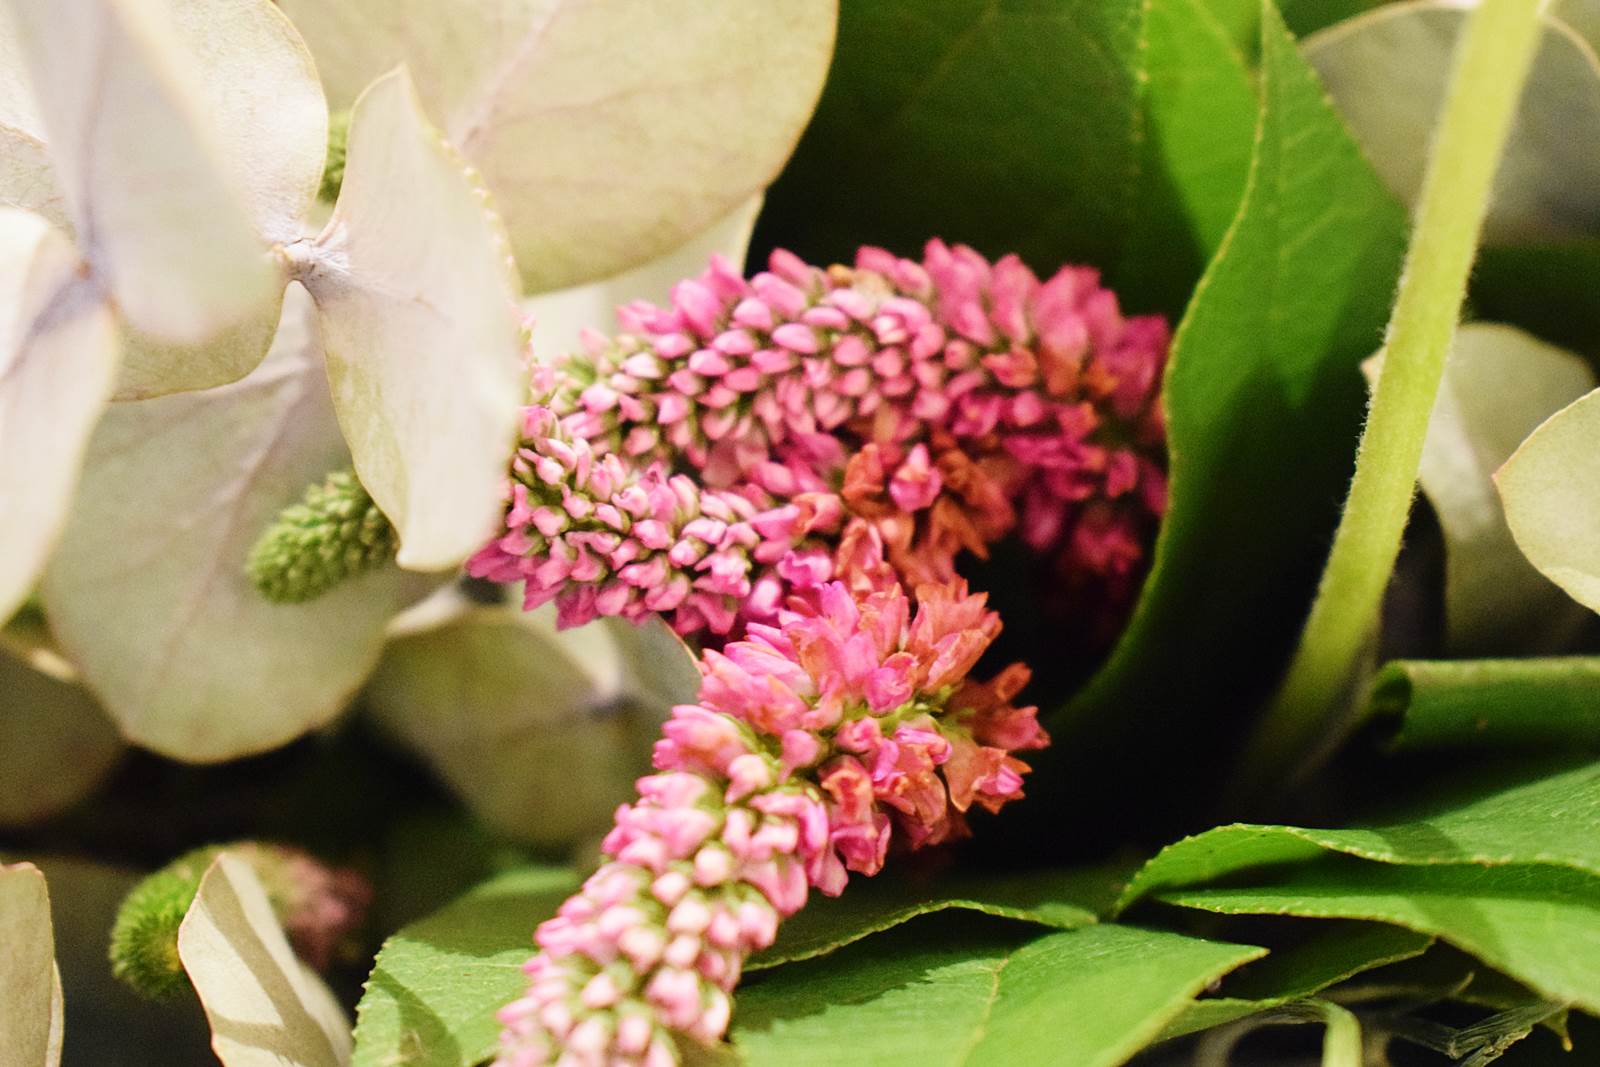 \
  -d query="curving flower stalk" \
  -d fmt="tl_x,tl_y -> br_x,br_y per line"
496,554 -> 1044,1067
472,241 -> 1169,638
